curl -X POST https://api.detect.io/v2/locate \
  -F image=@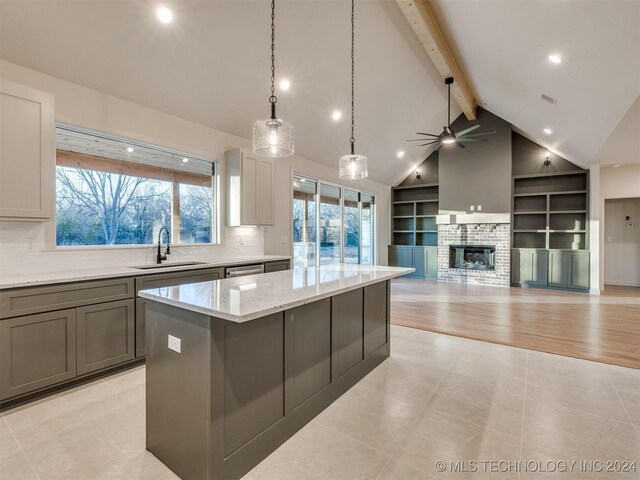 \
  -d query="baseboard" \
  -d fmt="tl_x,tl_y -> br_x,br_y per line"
604,280 -> 640,287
